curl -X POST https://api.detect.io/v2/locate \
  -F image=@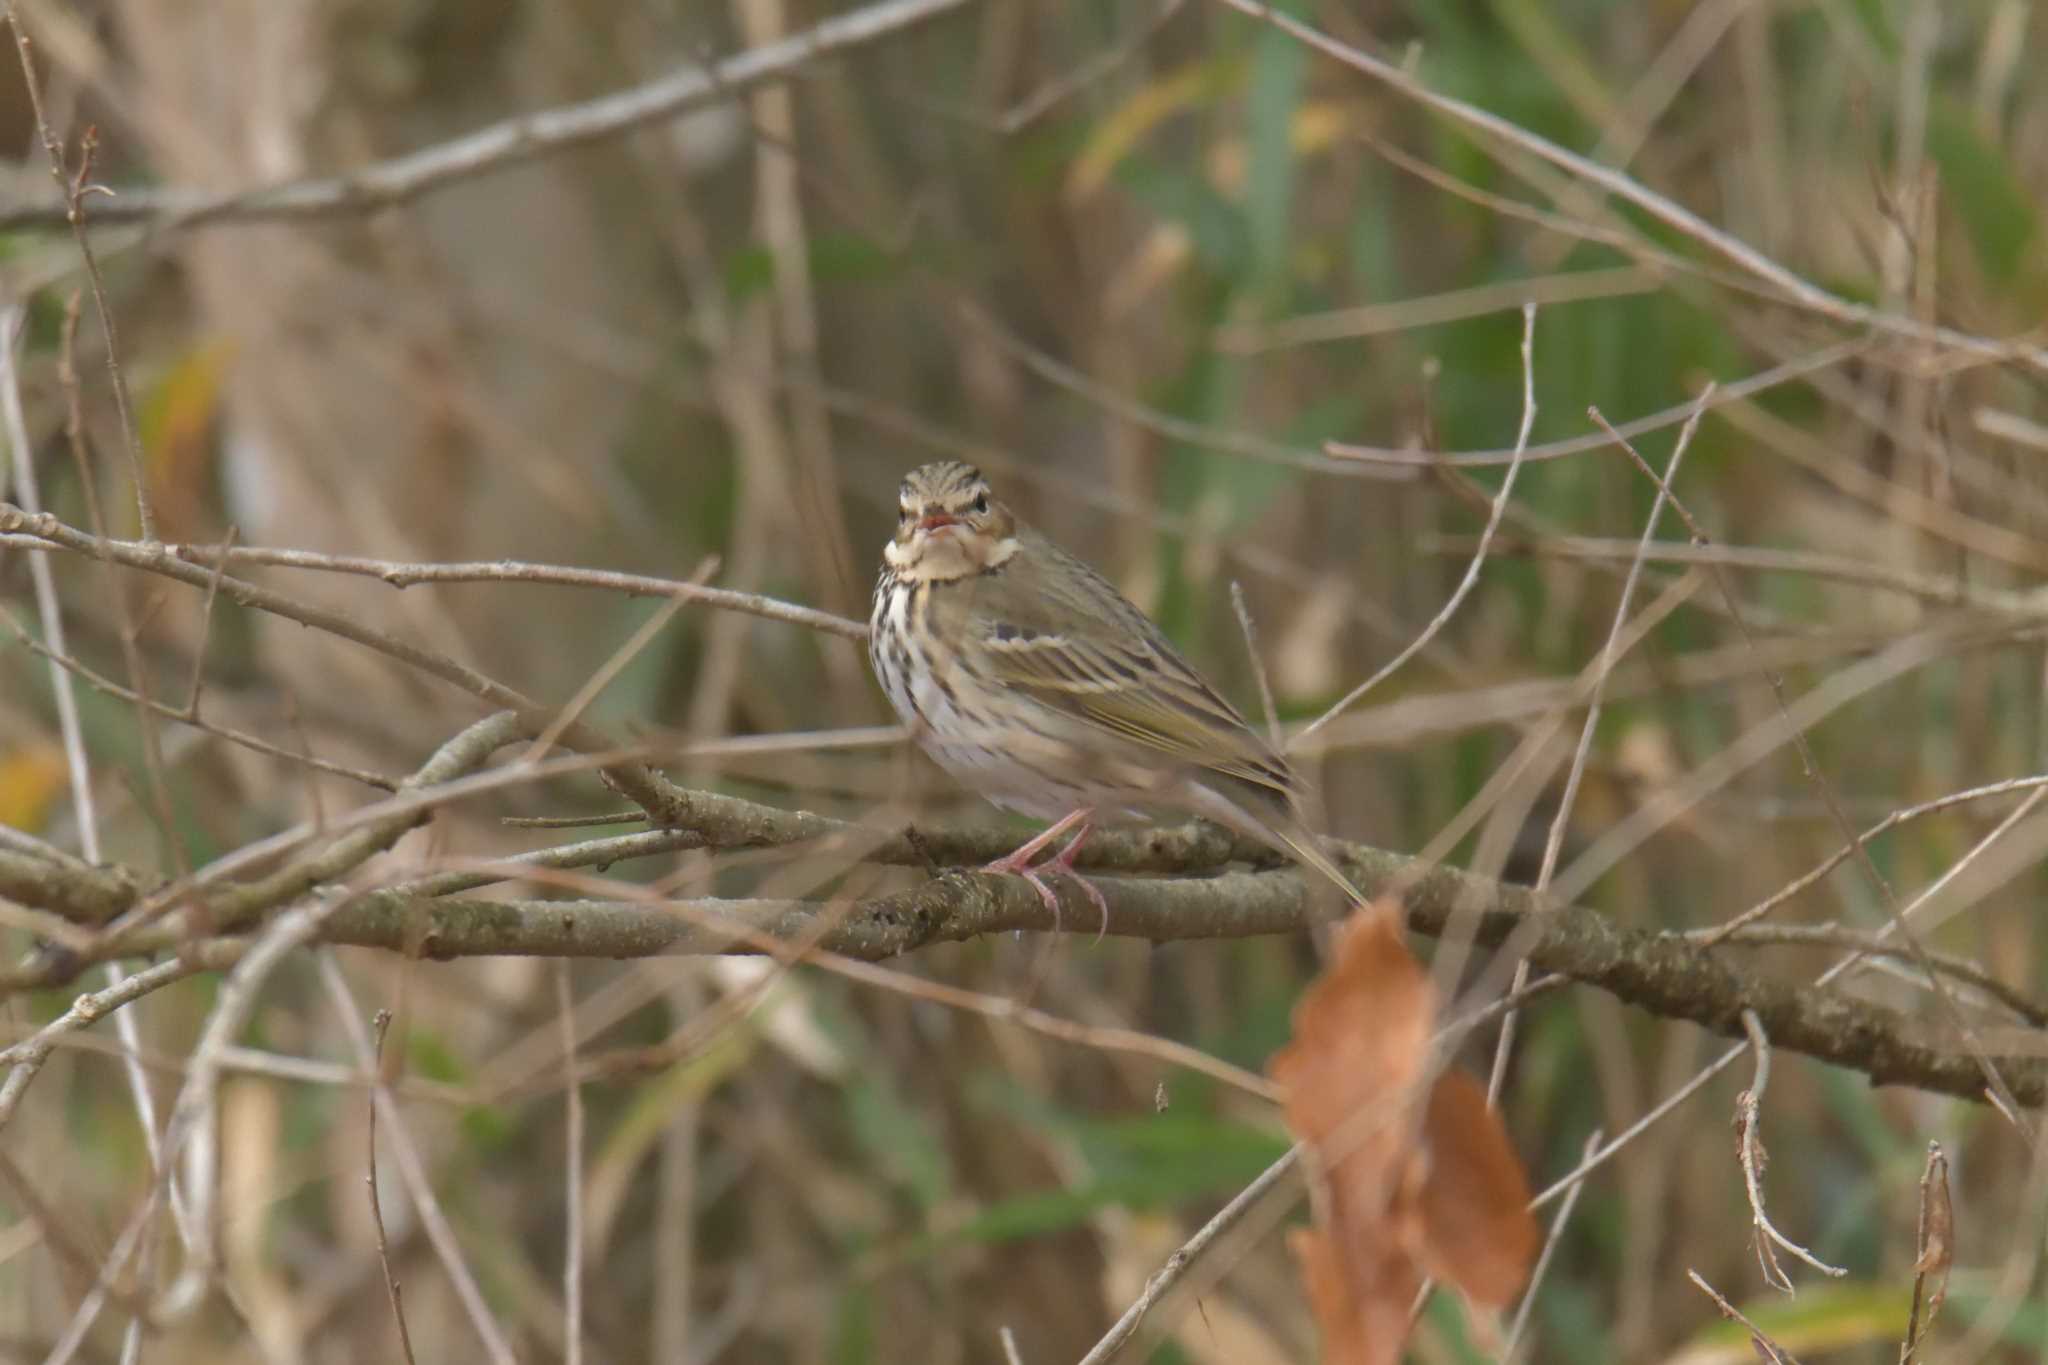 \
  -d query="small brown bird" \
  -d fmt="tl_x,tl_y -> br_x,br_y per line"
868,460 -> 1356,929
